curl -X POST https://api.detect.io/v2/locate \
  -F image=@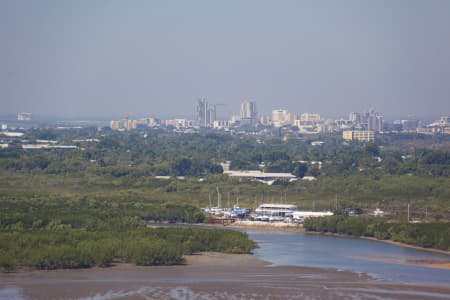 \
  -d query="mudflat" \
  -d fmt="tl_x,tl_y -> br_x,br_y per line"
1,252 -> 450,300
